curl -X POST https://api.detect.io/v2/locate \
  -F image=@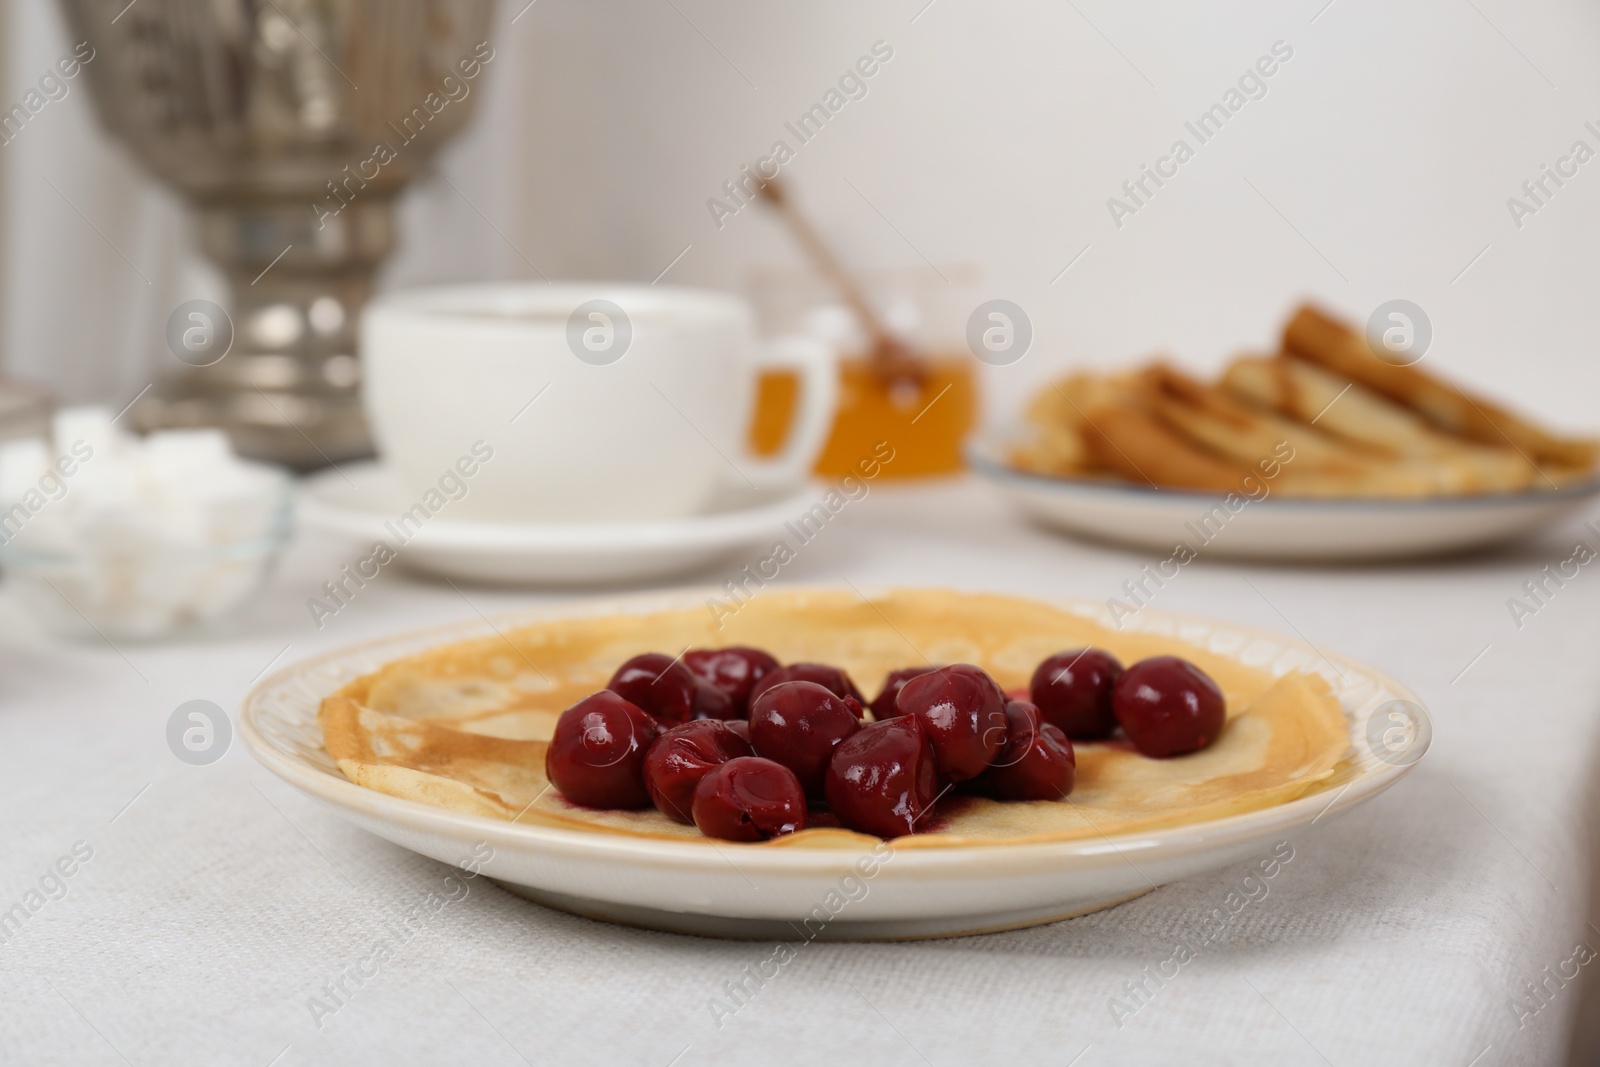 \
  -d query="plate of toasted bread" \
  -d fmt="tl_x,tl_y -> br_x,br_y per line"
981,304 -> 1600,561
